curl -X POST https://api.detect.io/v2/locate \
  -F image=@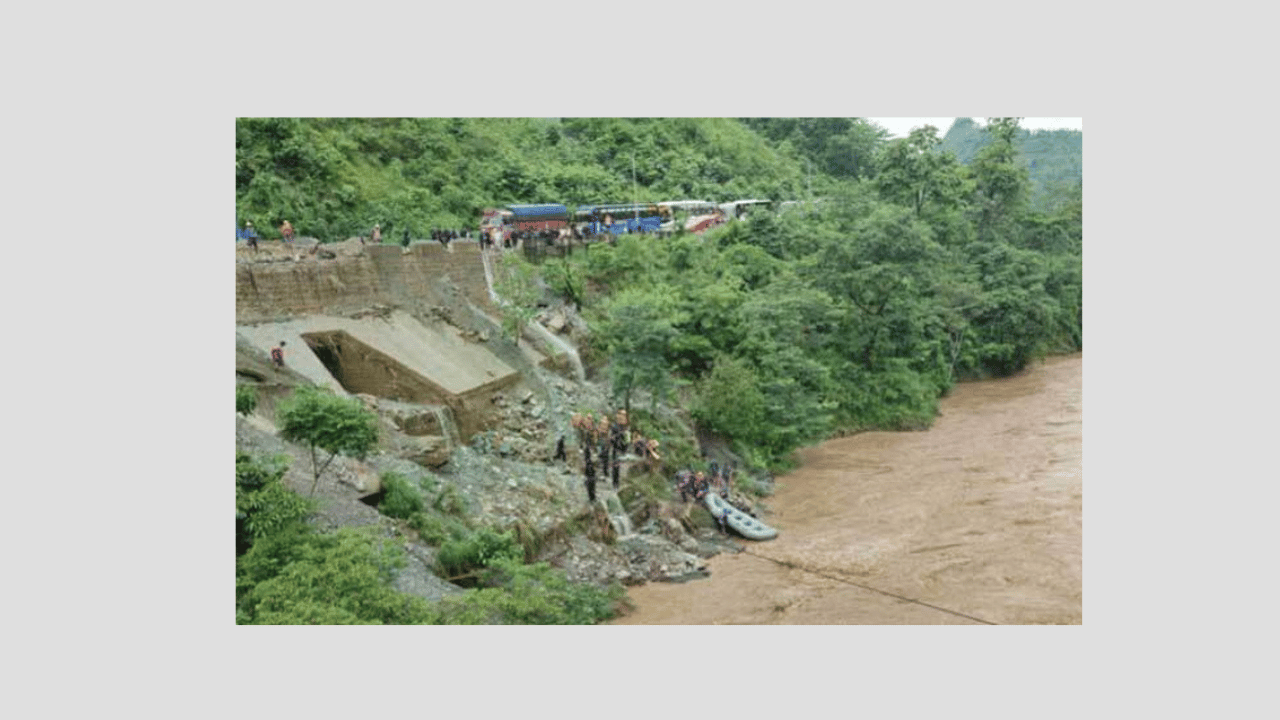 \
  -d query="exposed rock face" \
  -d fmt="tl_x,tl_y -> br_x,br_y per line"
400,436 -> 452,468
